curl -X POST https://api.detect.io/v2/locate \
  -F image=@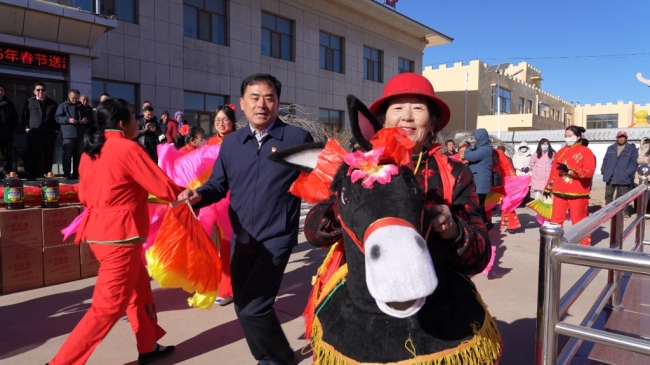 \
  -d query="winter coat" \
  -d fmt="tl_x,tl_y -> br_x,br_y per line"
22,97 -> 58,133
55,100 -> 88,139
165,119 -> 179,144
0,97 -> 19,142
136,117 -> 162,162
545,143 -> 596,198
530,150 -> 554,191
464,128 -> 493,194
512,141 -> 532,176
601,142 -> 638,185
